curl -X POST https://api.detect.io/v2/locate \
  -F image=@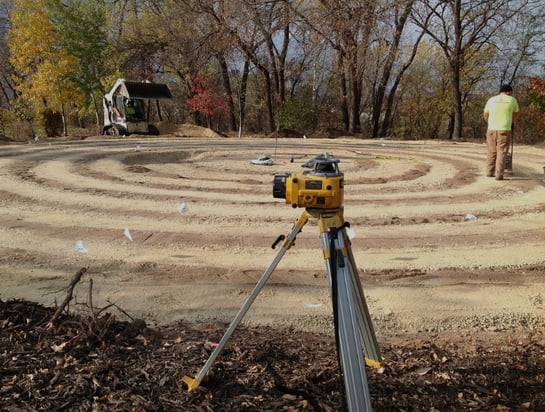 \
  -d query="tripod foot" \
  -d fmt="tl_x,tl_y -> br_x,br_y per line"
182,375 -> 201,392
365,357 -> 382,368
